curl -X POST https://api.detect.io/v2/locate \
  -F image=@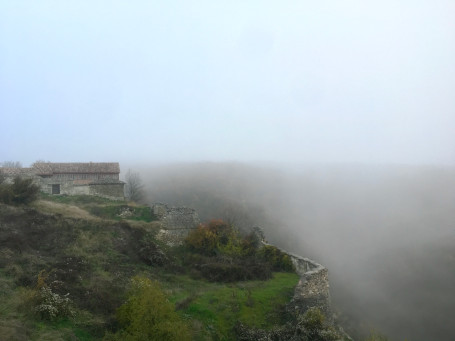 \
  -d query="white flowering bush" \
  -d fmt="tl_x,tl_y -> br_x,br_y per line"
34,286 -> 74,321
